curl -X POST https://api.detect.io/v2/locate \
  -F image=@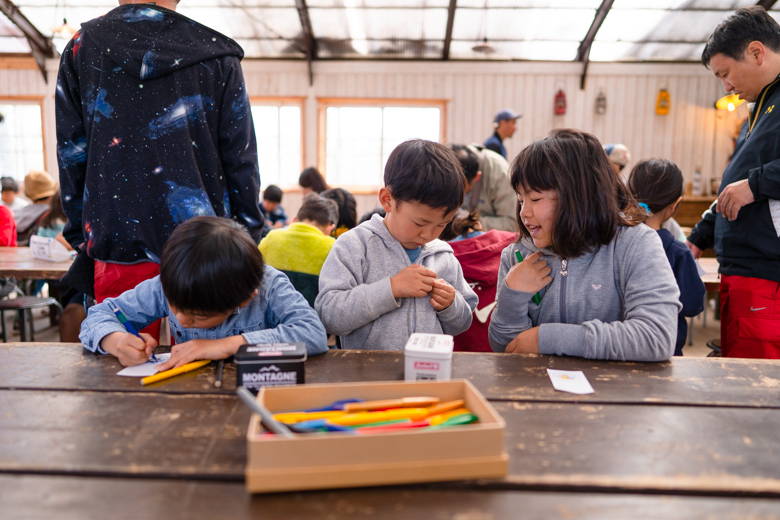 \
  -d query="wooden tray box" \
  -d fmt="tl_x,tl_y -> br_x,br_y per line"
245,379 -> 508,493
